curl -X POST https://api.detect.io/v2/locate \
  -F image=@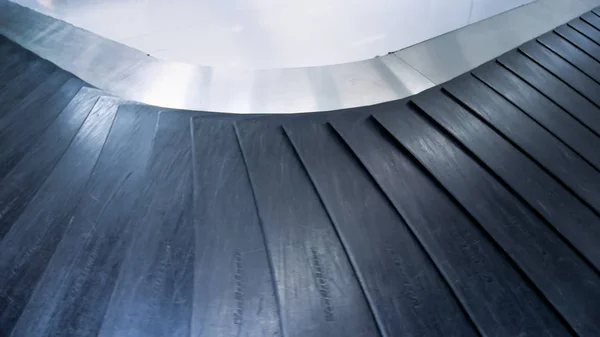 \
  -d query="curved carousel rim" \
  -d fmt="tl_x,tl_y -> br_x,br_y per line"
0,0 -> 598,113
